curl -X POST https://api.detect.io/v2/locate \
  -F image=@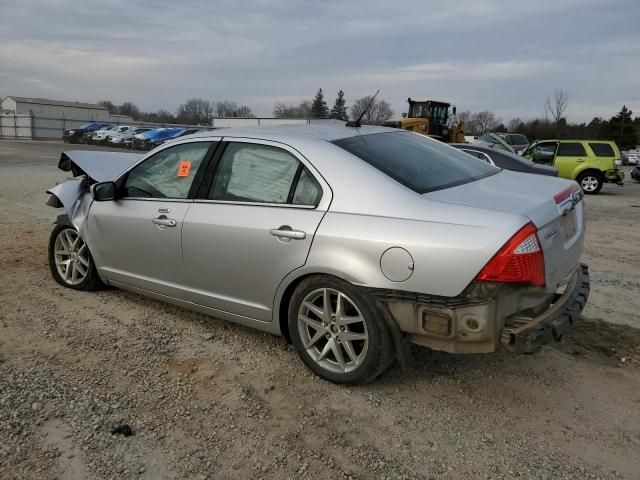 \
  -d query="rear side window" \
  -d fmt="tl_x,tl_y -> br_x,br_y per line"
333,132 -> 498,194
589,143 -> 615,157
209,143 -> 321,206
557,143 -> 586,156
